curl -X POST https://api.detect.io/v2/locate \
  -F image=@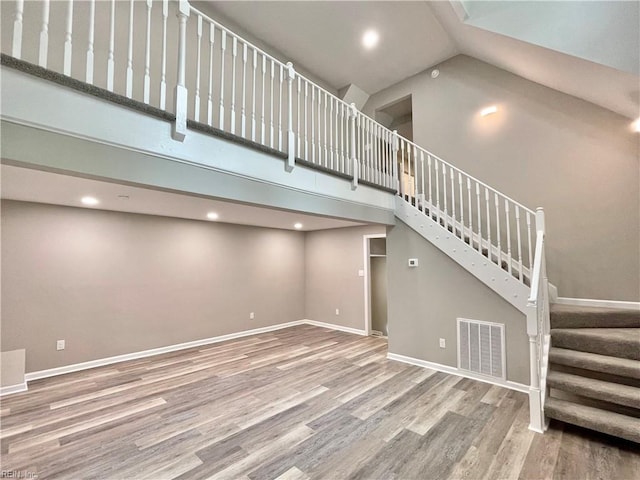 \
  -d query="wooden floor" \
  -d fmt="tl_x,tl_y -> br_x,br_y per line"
1,325 -> 638,480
